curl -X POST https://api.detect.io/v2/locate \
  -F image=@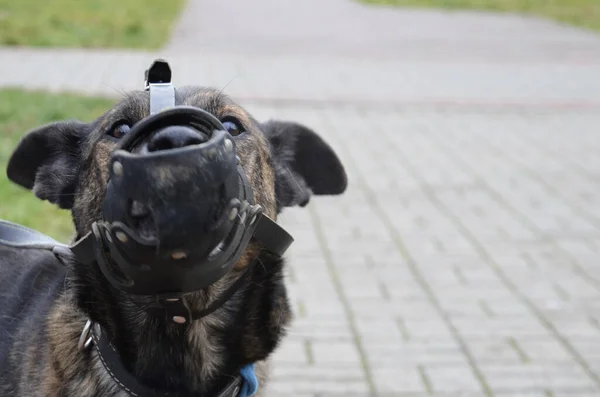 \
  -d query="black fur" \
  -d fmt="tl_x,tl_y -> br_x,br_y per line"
0,246 -> 66,395
7,121 -> 89,209
261,120 -> 347,211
